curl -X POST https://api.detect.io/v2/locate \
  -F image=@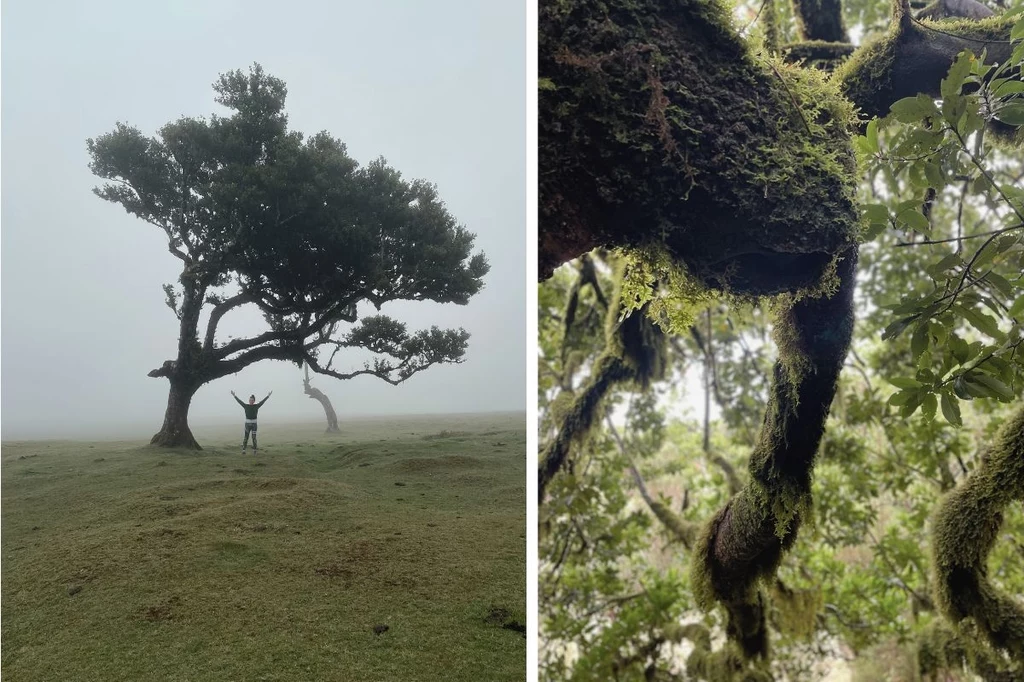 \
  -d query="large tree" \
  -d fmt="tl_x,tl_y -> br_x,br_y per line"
89,65 -> 489,449
539,0 -> 1022,678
